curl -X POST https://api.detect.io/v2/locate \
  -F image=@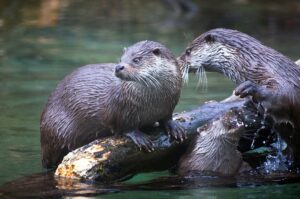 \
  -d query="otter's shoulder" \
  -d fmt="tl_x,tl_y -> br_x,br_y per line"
49,63 -> 117,102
